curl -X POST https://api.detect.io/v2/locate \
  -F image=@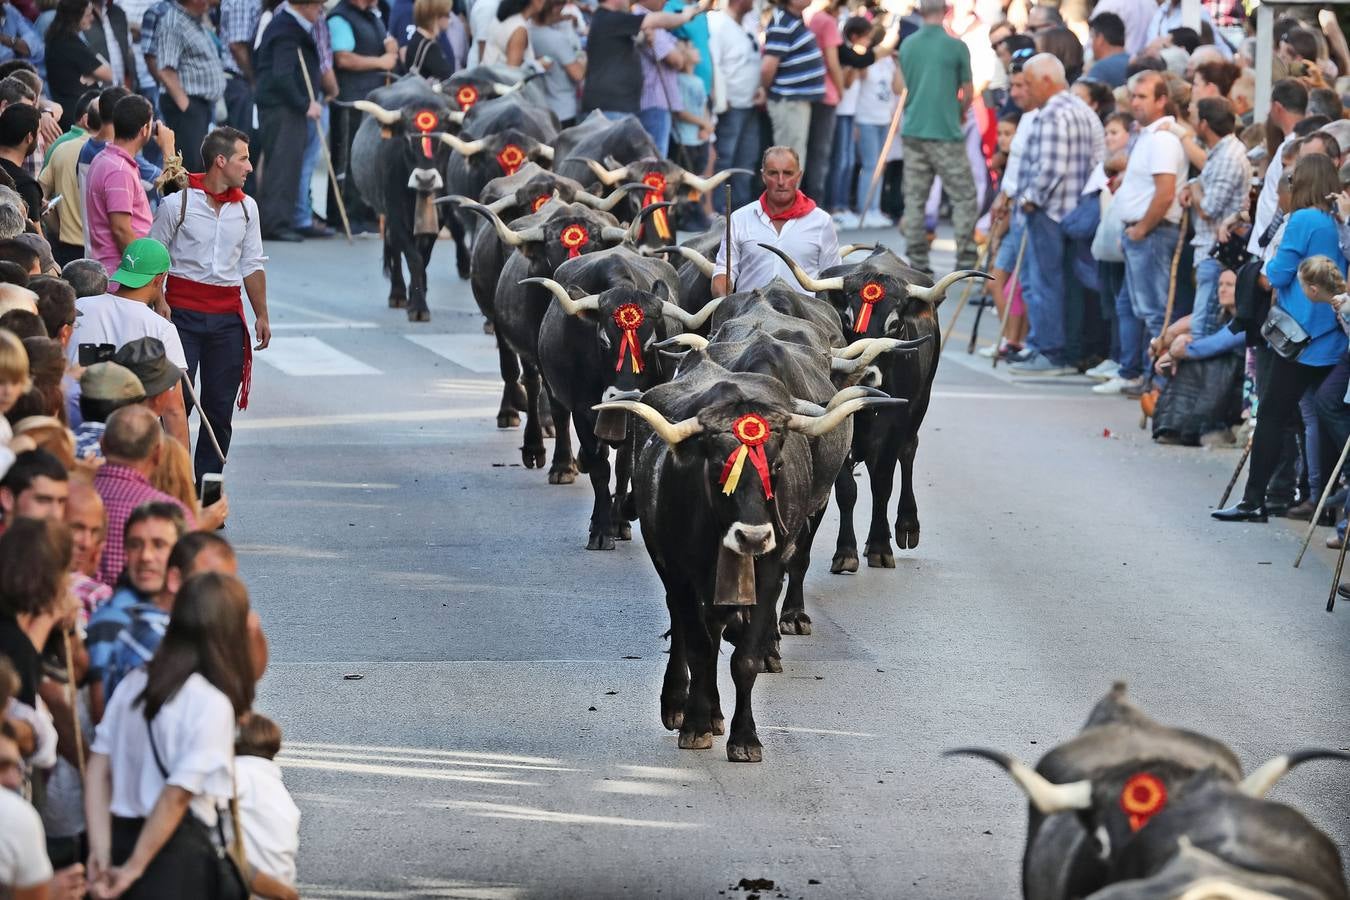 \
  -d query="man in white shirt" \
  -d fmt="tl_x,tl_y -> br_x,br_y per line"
713,145 -> 841,295
150,126 -> 270,483
1099,70 -> 1187,395
707,0 -> 759,213
1248,78 -> 1306,256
